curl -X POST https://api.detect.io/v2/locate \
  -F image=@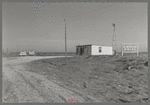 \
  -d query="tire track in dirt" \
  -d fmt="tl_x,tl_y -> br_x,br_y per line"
2,62 -> 47,103
52,80 -> 103,103
3,56 -> 99,103
16,71 -> 56,103
2,77 -> 19,103
2,57 -> 64,103
14,65 -> 86,103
